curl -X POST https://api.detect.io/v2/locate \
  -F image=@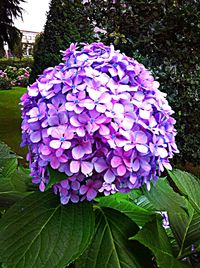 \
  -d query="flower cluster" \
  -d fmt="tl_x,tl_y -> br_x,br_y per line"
0,66 -> 31,89
21,43 -> 179,204
0,69 -> 10,89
